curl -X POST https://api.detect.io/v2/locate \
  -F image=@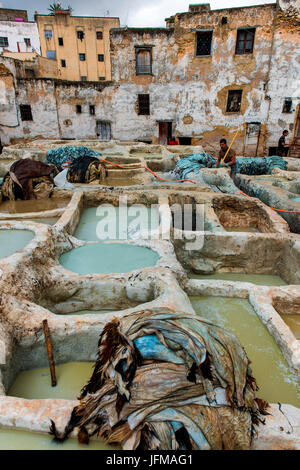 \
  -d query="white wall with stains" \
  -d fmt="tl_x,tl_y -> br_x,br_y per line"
0,21 -> 40,54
